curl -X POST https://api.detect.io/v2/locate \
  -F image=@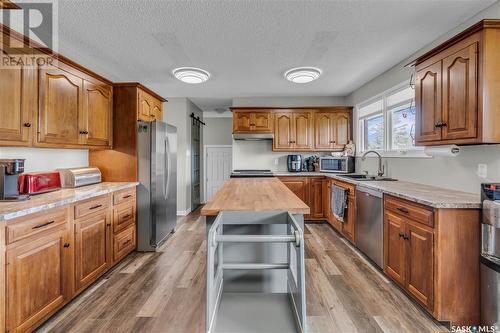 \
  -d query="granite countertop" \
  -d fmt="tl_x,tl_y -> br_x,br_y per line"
274,171 -> 480,209
0,182 -> 139,221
